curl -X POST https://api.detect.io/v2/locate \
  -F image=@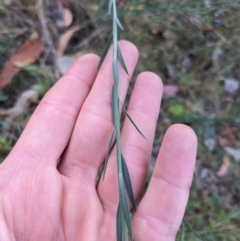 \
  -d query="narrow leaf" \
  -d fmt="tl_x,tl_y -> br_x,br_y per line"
122,220 -> 128,241
121,154 -> 136,211
117,45 -> 129,75
108,0 -> 113,15
119,174 -> 132,239
116,203 -> 122,241
57,26 -> 80,57
97,34 -> 113,71
180,225 -> 185,241
103,129 -> 115,180
121,103 -> 146,139
0,62 -> 20,89
184,220 -> 206,241
115,17 -> 124,30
